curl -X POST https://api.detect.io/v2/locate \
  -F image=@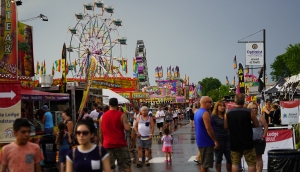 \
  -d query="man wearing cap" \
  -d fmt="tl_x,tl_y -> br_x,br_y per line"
41,105 -> 54,135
